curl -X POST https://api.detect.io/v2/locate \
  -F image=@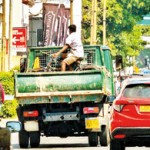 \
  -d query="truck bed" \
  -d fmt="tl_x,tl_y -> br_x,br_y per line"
15,45 -> 114,104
